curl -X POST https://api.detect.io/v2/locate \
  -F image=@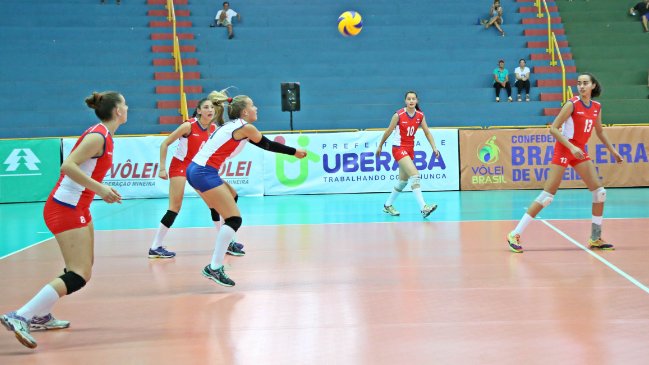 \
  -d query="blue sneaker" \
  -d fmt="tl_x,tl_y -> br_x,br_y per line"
202,265 -> 235,287
148,246 -> 176,259
226,241 -> 245,256
1,312 -> 37,349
